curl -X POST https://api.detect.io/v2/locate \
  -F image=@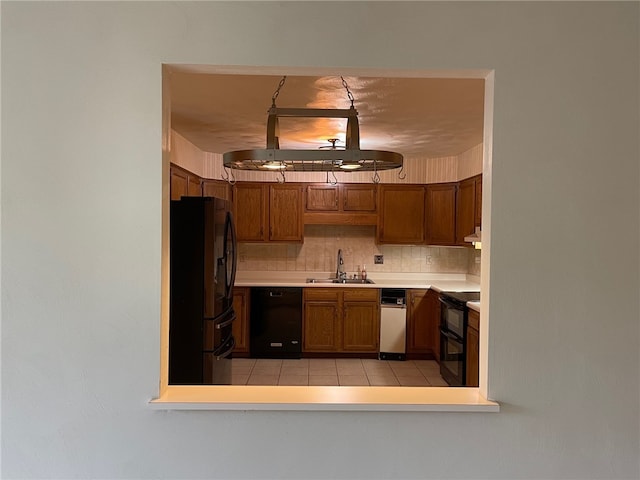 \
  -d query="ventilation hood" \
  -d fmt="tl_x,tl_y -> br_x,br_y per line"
464,227 -> 482,248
